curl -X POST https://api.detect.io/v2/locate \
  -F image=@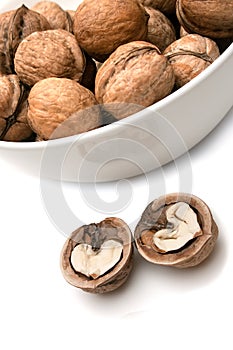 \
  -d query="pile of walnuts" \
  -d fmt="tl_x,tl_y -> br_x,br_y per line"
0,0 -> 232,141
